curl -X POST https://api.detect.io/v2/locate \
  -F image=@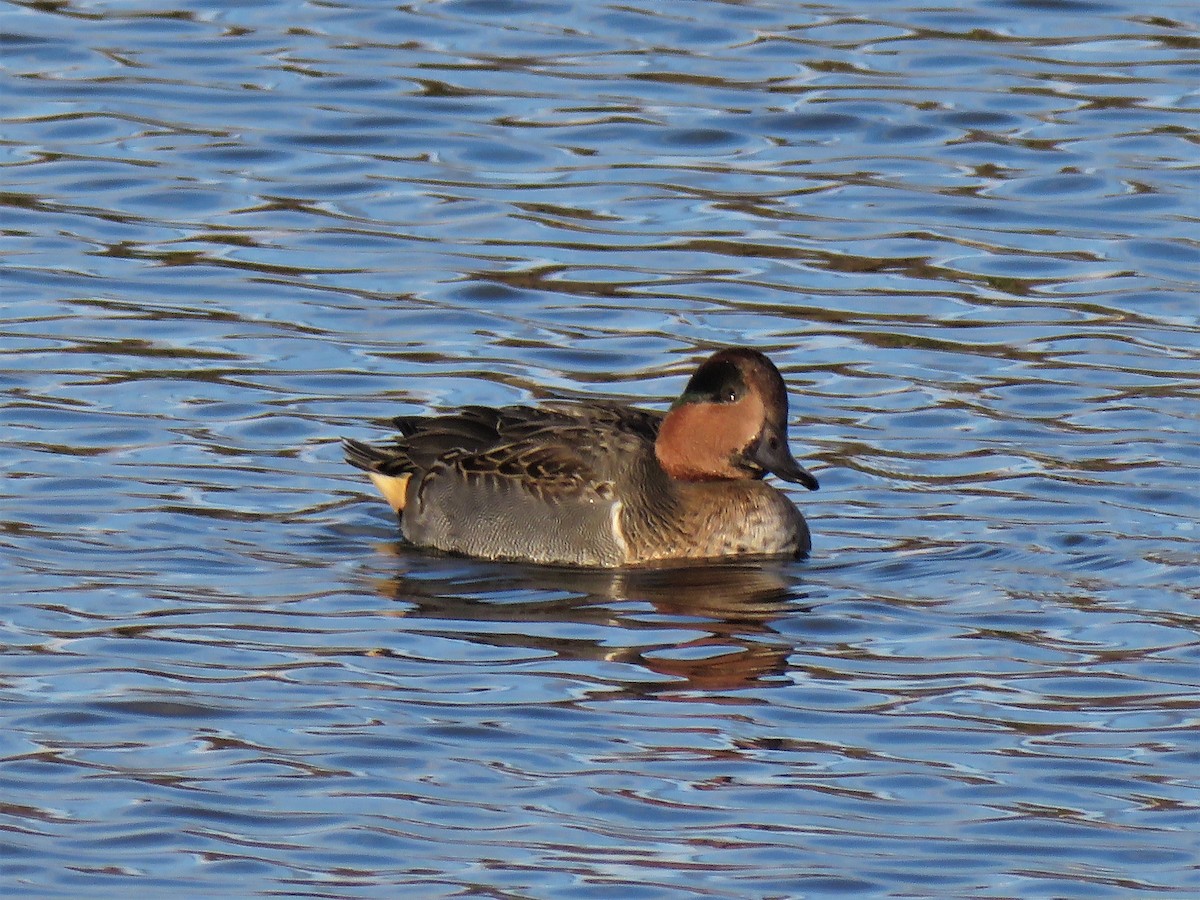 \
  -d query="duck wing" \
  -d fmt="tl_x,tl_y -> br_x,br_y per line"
346,402 -> 663,495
